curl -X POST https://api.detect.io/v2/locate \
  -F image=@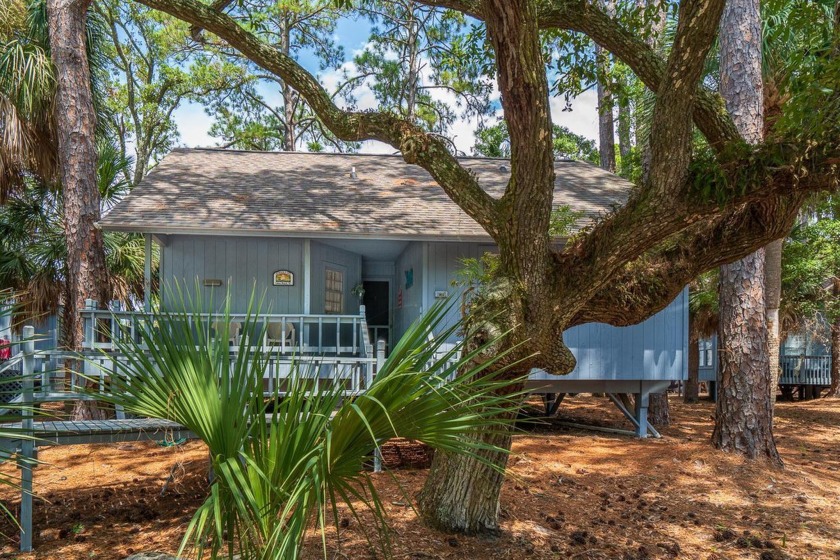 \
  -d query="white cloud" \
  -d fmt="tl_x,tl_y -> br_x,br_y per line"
172,102 -> 217,148
550,89 -> 599,142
